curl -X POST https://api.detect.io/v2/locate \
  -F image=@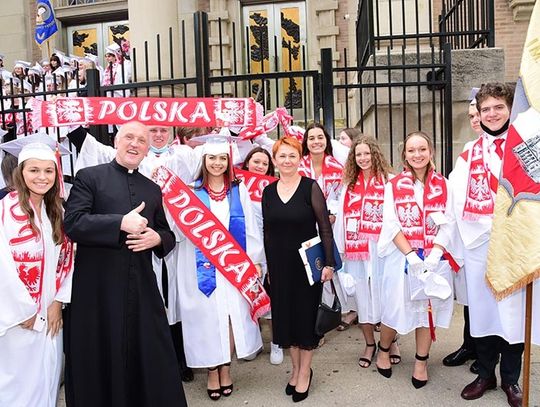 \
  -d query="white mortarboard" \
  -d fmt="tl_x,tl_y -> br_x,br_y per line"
40,58 -> 51,66
28,63 -> 44,76
21,79 -> 33,92
84,53 -> 99,66
105,43 -> 121,56
469,87 -> 480,105
198,128 -> 241,159
0,132 -> 71,165
53,49 -> 66,64
0,53 -> 5,61
52,66 -> 71,77
418,271 -> 452,300
14,60 -> 31,69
